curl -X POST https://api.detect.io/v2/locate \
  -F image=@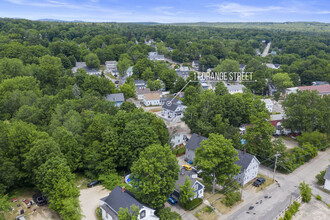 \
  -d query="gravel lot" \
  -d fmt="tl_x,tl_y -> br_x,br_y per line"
293,198 -> 330,220
79,185 -> 110,220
